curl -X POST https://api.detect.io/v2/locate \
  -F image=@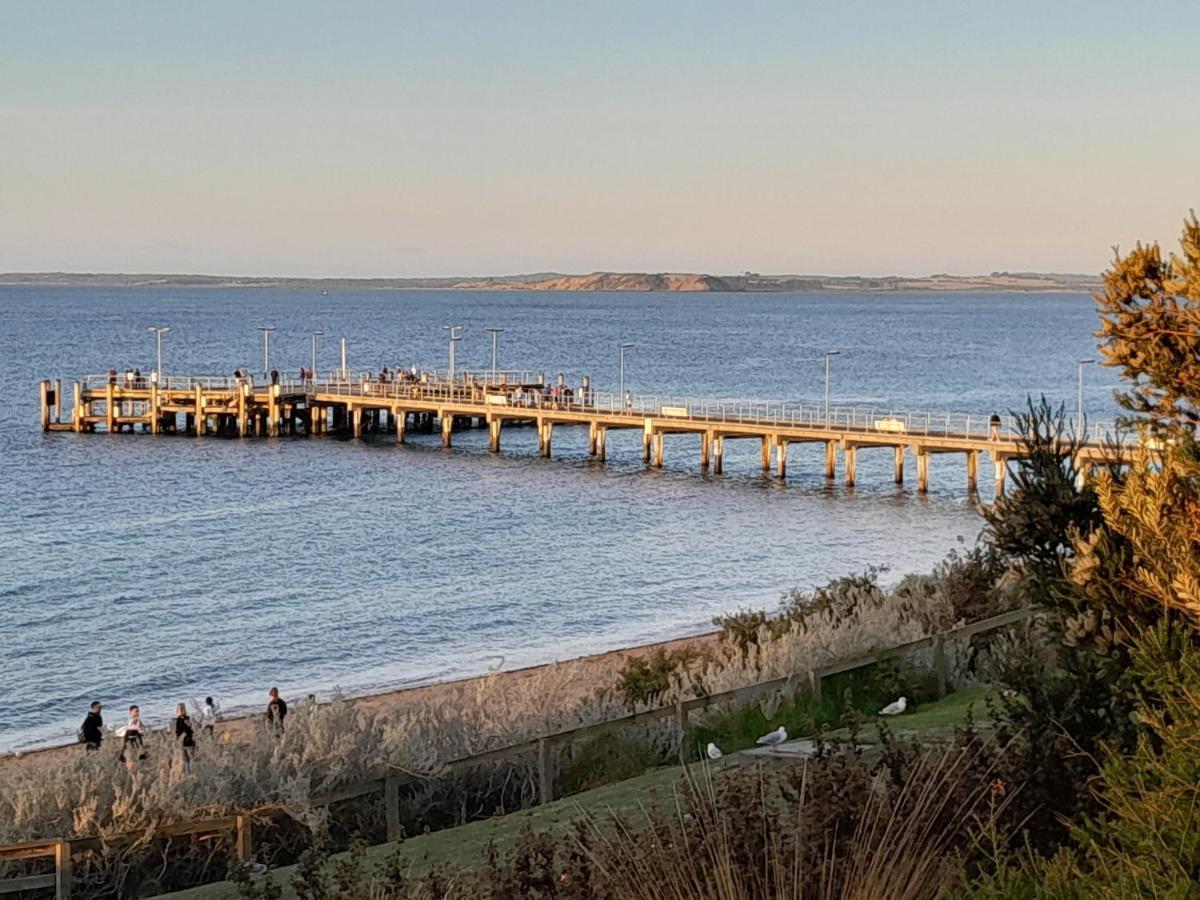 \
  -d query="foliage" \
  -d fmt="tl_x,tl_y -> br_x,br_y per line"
612,647 -> 705,708
555,732 -> 670,796
1094,212 -> 1200,435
